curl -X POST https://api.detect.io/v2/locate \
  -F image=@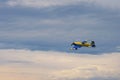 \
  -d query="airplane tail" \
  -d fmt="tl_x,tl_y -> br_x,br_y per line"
91,41 -> 96,47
